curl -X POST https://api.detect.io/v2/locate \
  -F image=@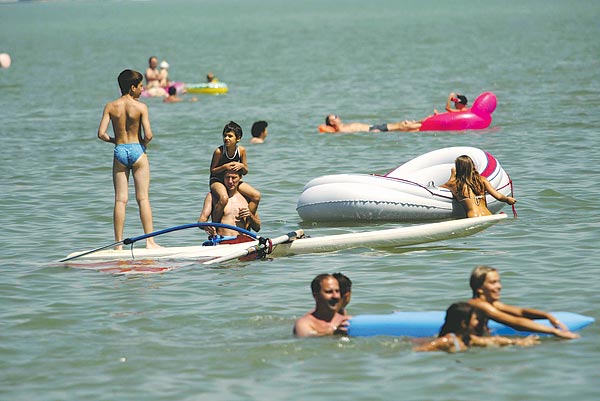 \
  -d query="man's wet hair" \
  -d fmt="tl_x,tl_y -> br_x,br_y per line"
456,94 -> 468,105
